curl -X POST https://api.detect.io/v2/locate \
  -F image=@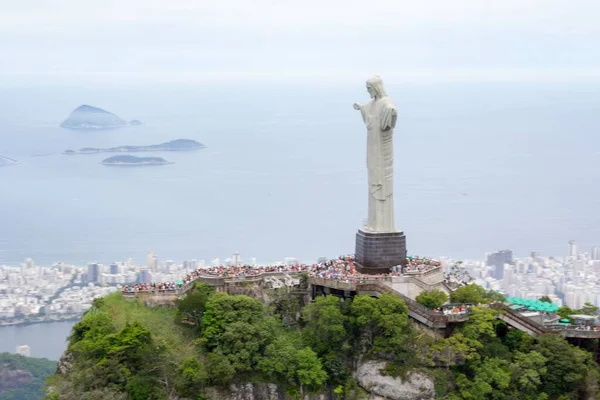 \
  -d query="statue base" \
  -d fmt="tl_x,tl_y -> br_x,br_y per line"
355,229 -> 407,274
